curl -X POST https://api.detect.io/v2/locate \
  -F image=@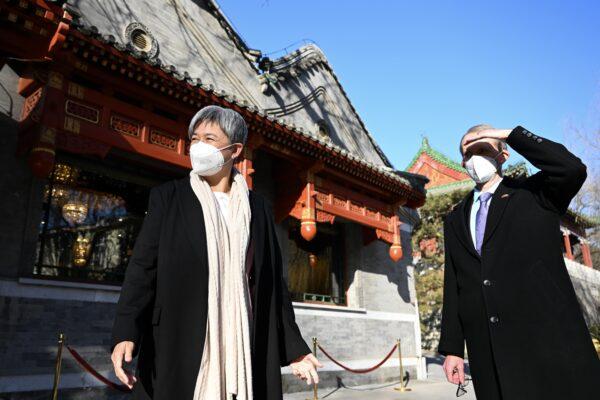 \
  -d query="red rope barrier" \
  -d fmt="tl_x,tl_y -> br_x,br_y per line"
317,344 -> 398,374
64,341 -> 397,390
65,345 -> 132,393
